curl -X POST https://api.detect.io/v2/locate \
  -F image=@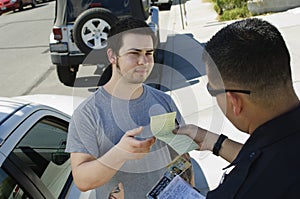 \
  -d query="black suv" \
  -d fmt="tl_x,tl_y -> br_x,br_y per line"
49,0 -> 159,86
